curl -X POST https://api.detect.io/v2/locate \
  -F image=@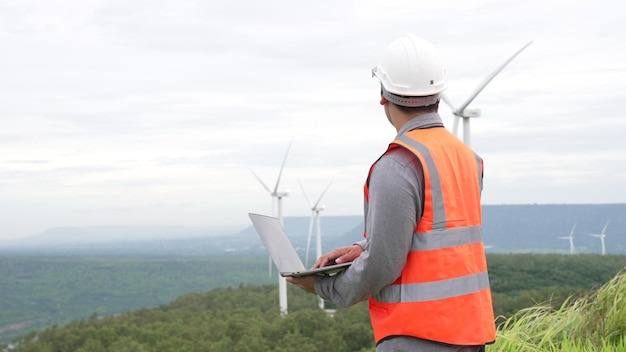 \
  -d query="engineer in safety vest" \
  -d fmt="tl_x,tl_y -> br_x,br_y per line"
287,34 -> 496,352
